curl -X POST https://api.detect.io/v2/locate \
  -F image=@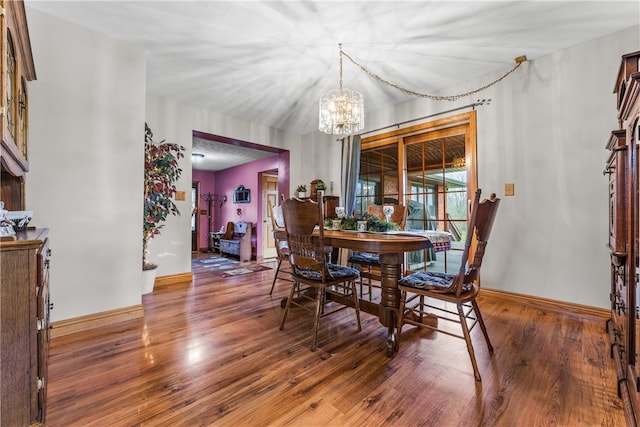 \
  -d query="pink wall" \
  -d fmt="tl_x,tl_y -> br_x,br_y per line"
192,151 -> 289,257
